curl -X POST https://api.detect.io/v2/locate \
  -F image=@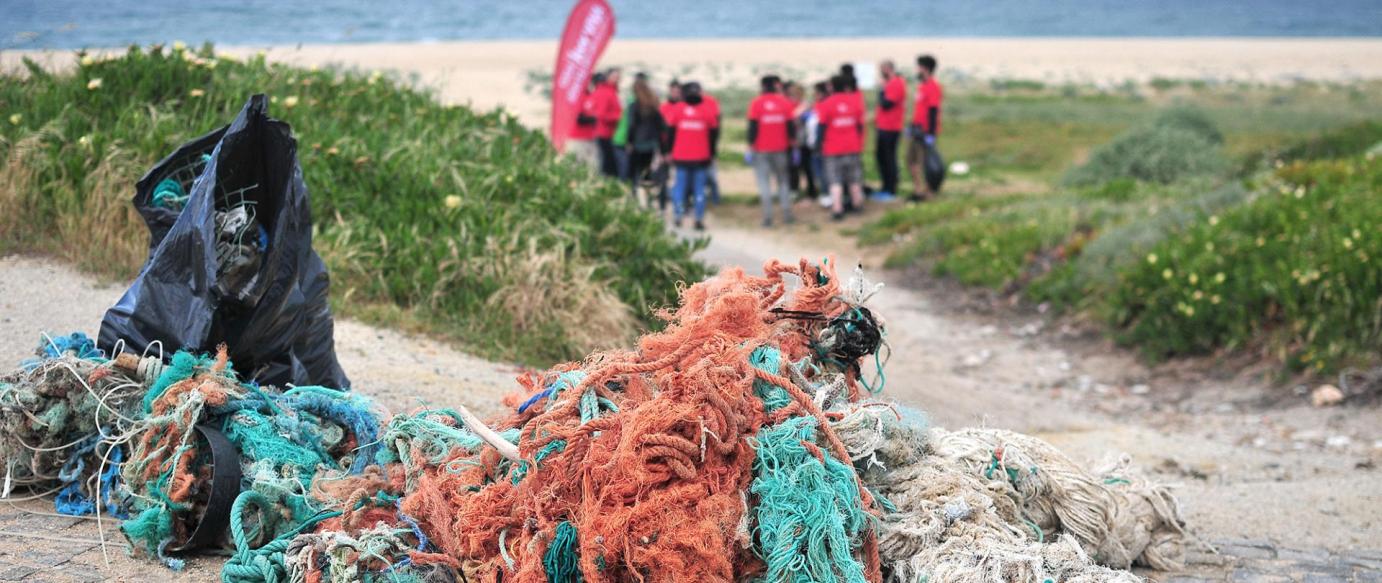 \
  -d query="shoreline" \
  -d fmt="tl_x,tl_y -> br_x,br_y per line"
7,37 -> 1381,124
